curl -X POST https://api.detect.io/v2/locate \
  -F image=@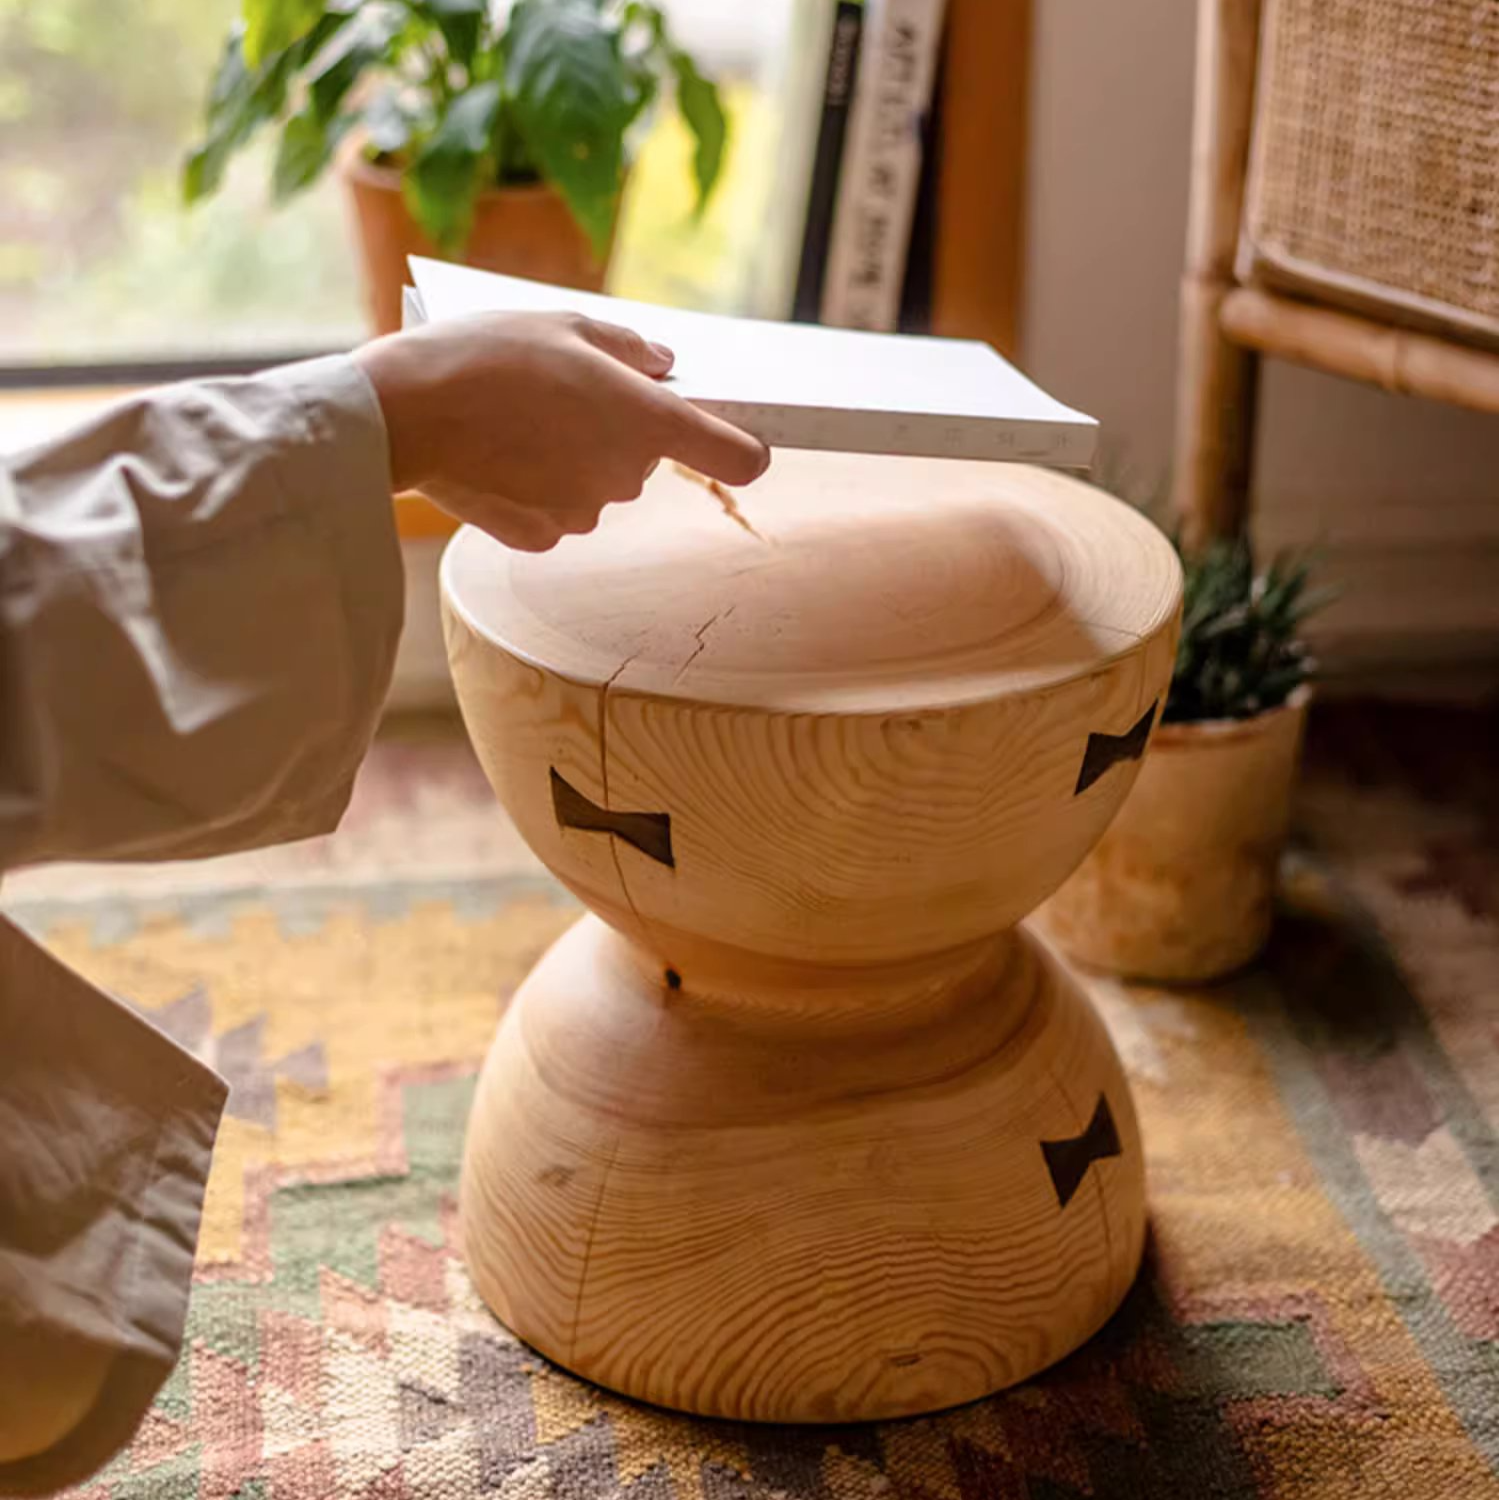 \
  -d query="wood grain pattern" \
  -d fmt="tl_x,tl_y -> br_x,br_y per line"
443,452 -> 1177,709
444,450 -> 1180,1420
461,919 -> 1144,1422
